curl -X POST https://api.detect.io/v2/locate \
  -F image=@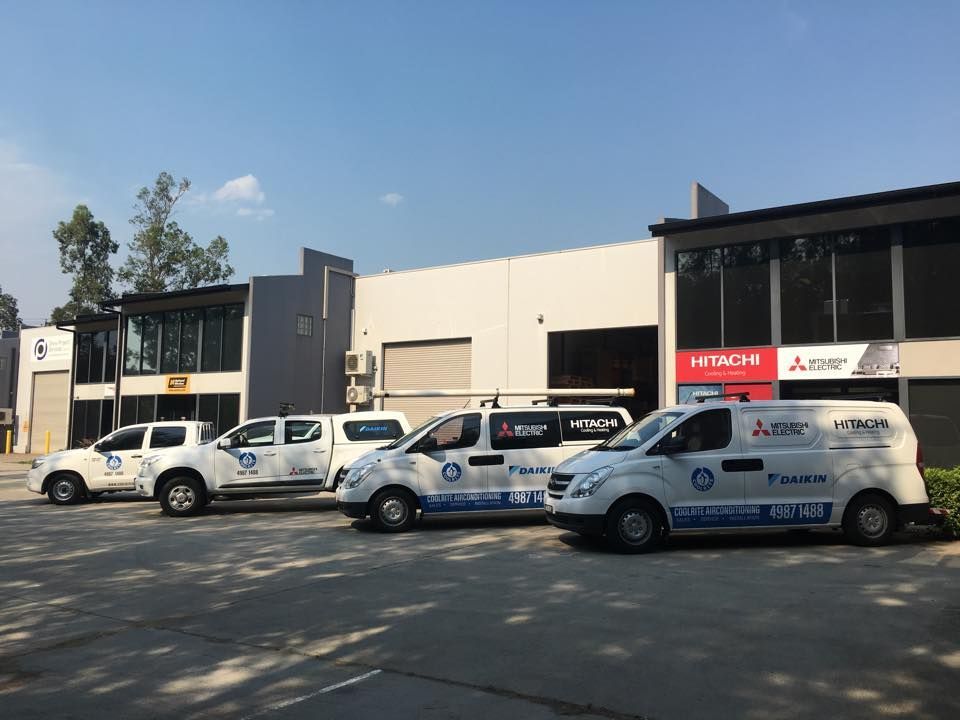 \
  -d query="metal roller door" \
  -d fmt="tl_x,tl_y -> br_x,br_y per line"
382,339 -> 472,426
30,371 -> 70,452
